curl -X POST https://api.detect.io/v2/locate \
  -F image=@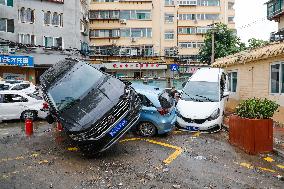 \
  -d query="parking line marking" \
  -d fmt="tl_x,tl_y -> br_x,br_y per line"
277,164 -> 284,169
263,157 -> 274,162
192,132 -> 201,137
257,167 -> 276,173
120,138 -> 183,165
67,147 -> 78,151
240,162 -> 253,169
0,156 -> 25,163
